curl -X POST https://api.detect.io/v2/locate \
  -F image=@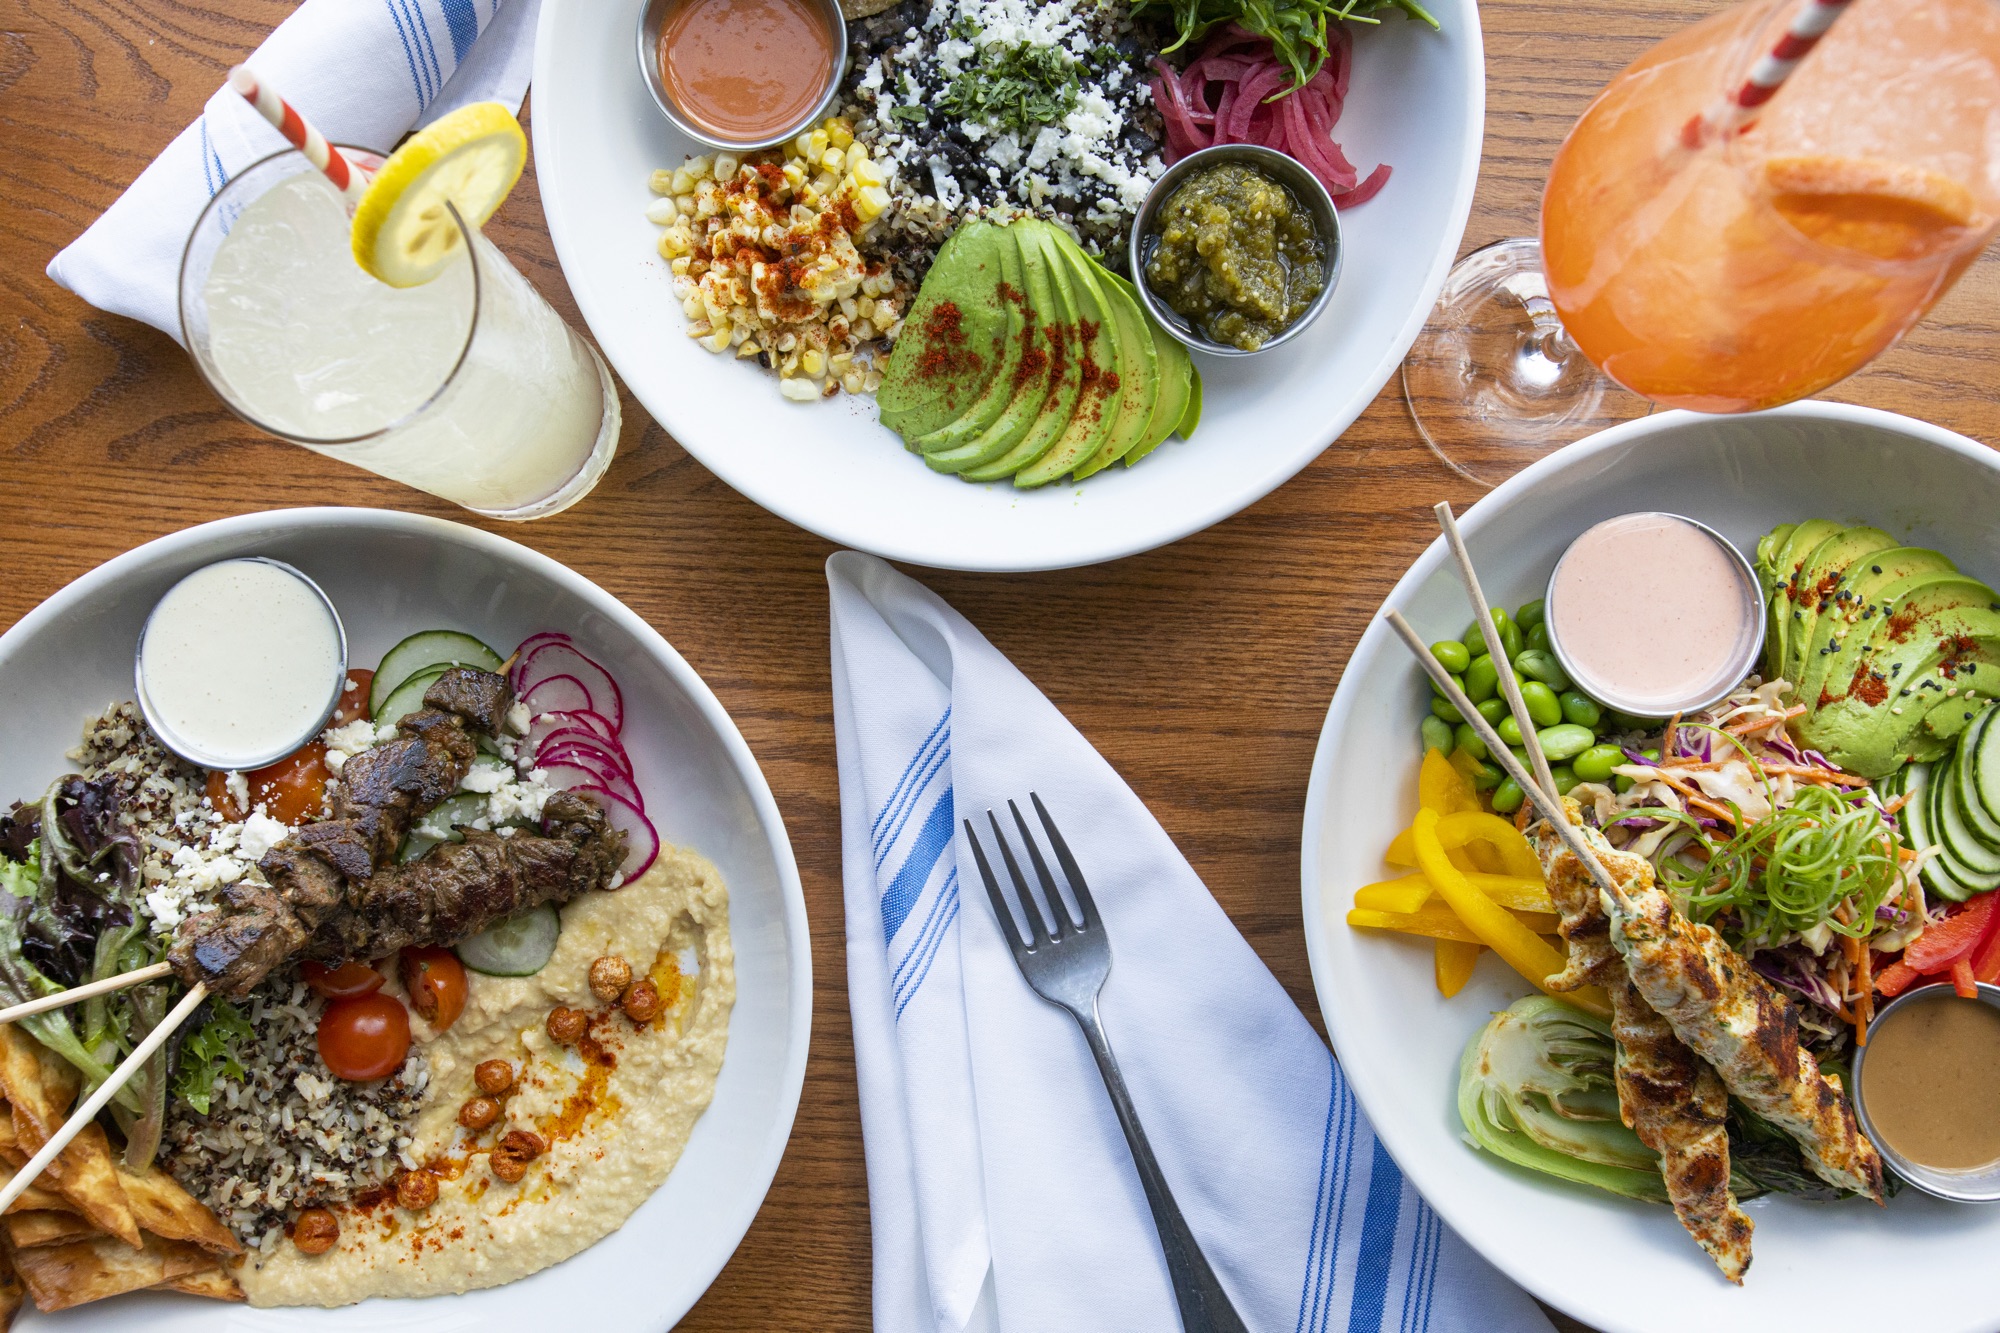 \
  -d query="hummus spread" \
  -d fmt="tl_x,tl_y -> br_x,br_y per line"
238,846 -> 734,1305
